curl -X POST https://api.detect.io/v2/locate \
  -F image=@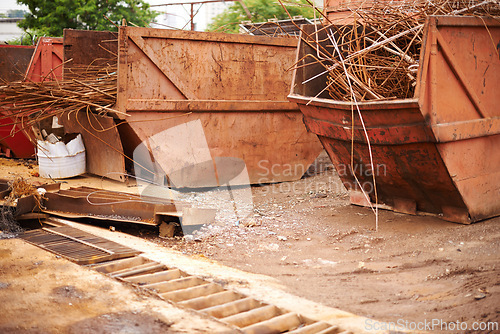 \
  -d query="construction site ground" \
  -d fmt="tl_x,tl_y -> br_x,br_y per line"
0,153 -> 499,333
